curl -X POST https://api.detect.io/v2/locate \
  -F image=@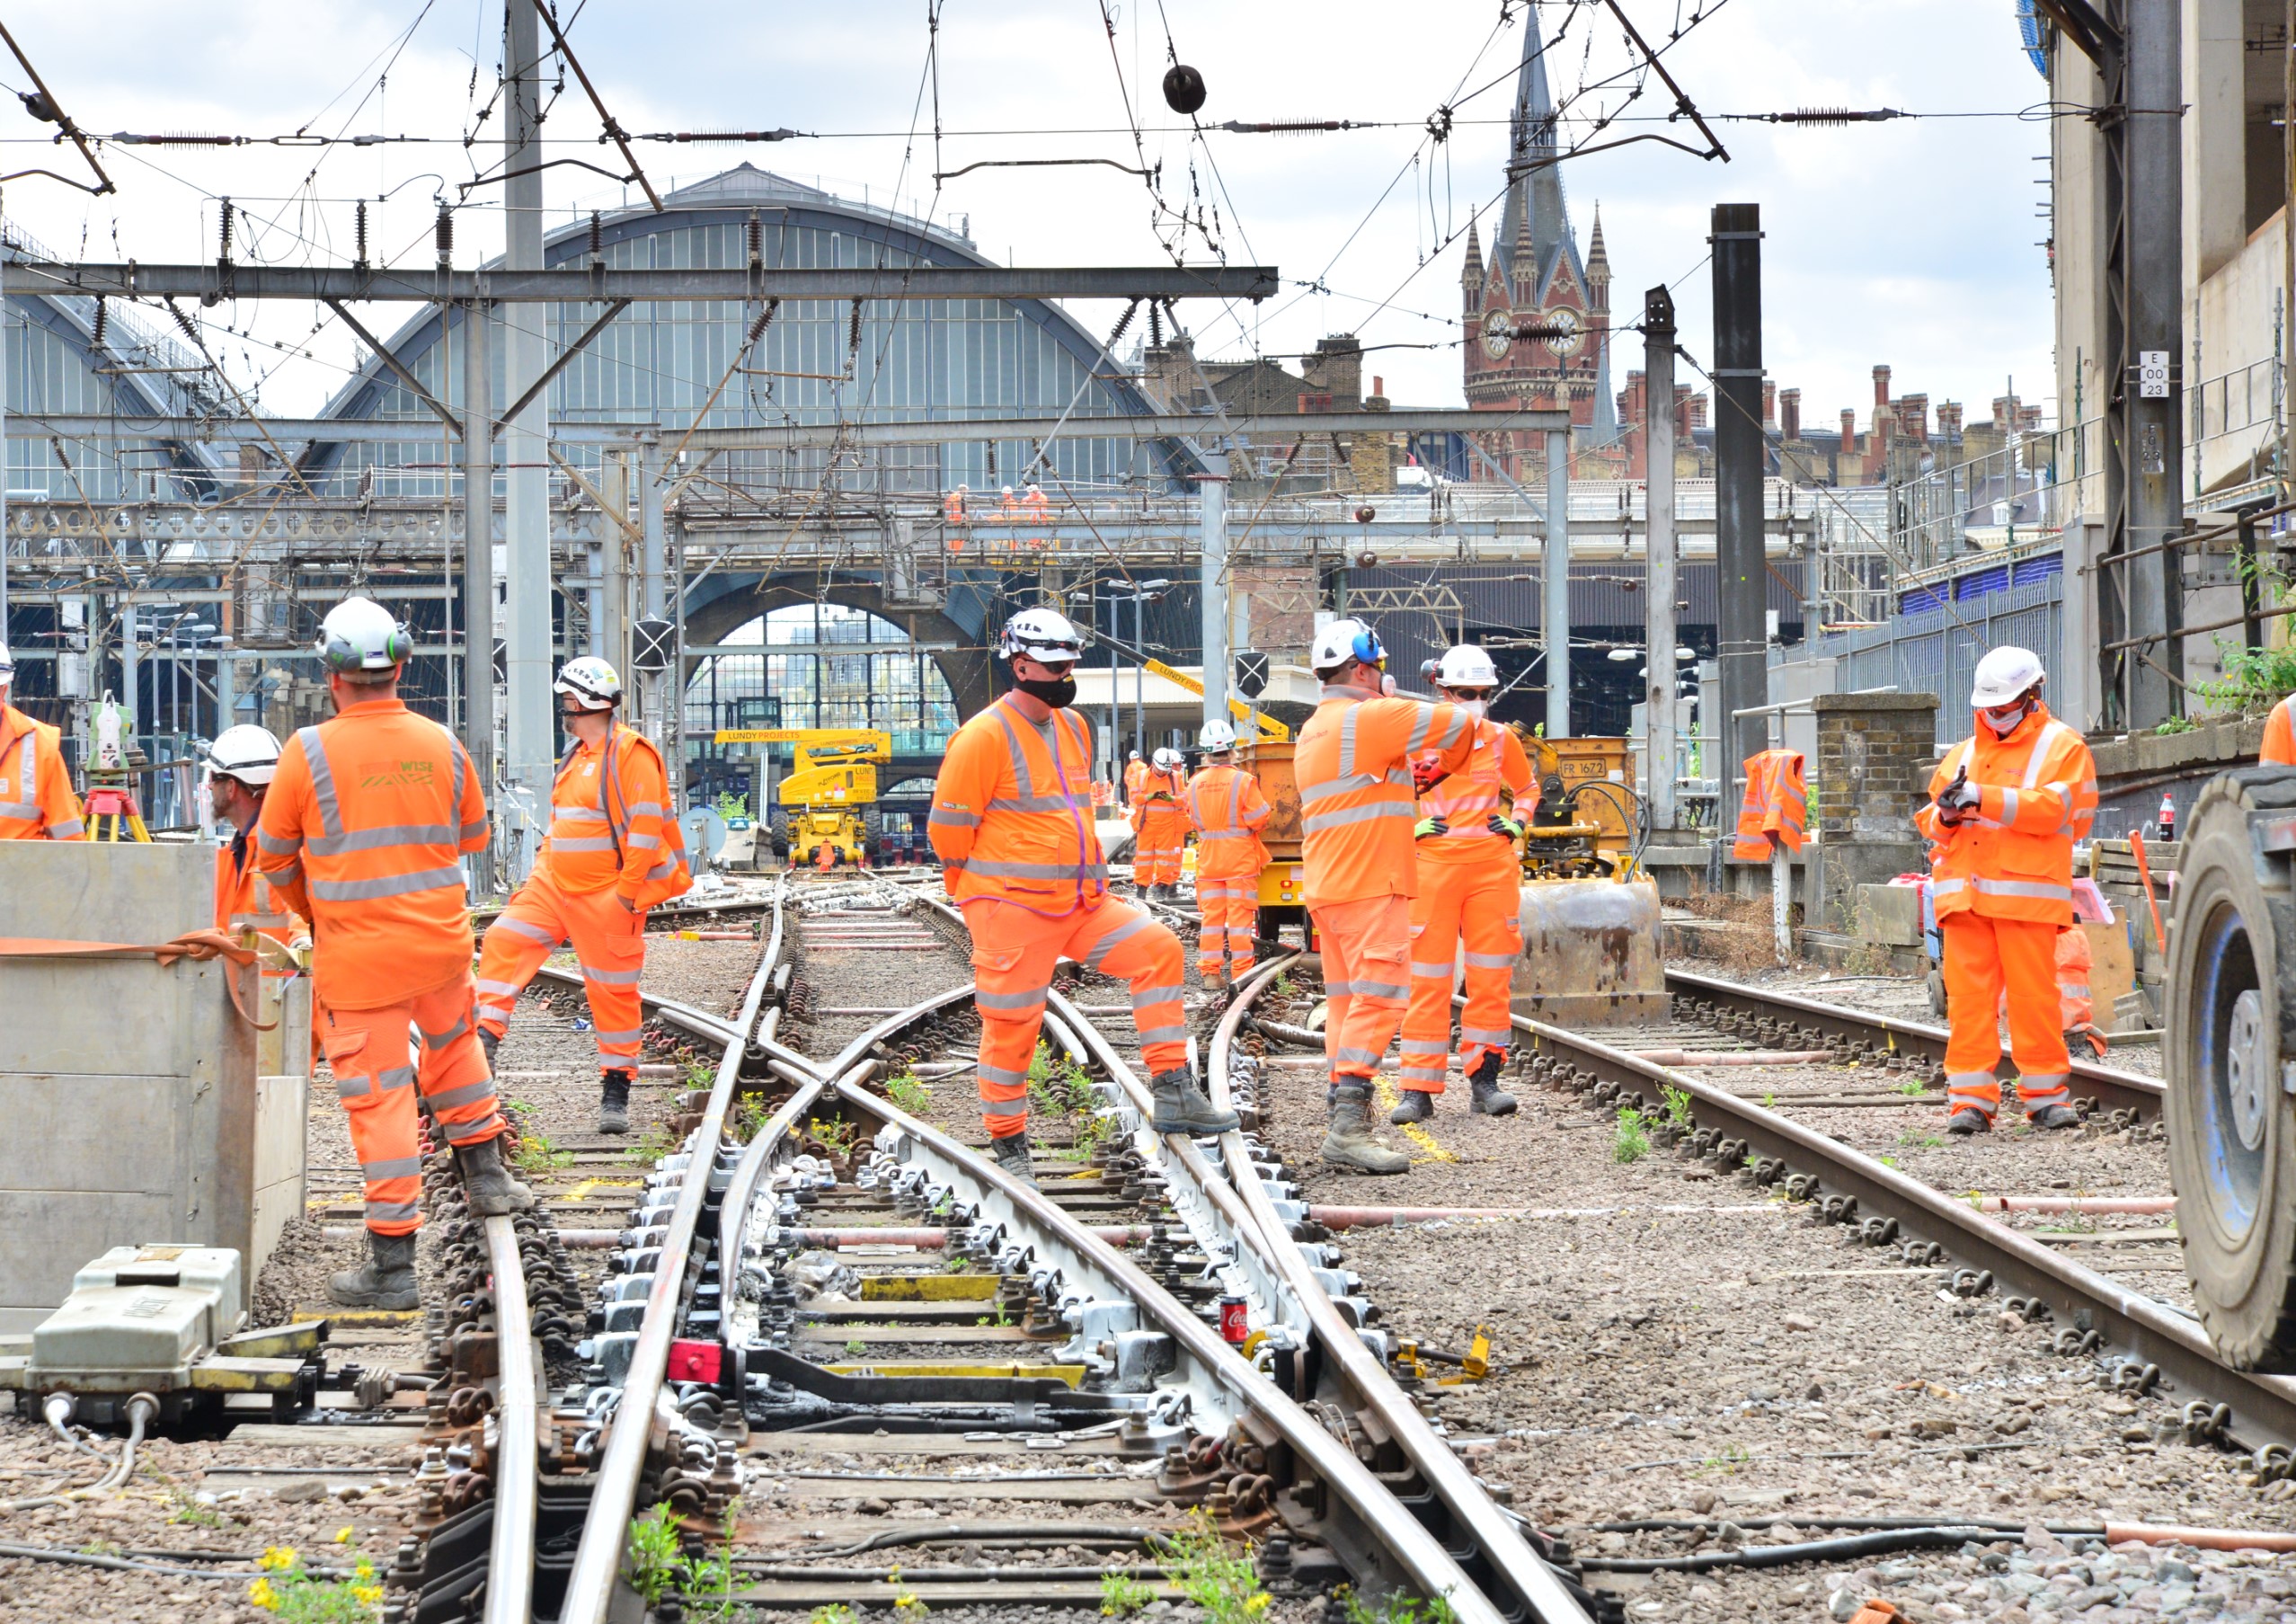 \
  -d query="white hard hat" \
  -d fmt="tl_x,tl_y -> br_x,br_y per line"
1152,746 -> 1183,771
207,723 -> 282,787
1128,749 -> 1142,760
1309,617 -> 1386,672
316,596 -> 410,674
554,655 -> 624,709
1199,719 -> 1237,751
998,606 -> 1084,665
1970,646 -> 2045,708
1433,643 -> 1499,688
